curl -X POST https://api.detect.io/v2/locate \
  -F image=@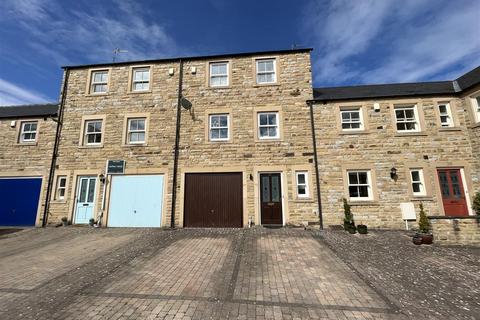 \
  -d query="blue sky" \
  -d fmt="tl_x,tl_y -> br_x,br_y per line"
0,0 -> 479,105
